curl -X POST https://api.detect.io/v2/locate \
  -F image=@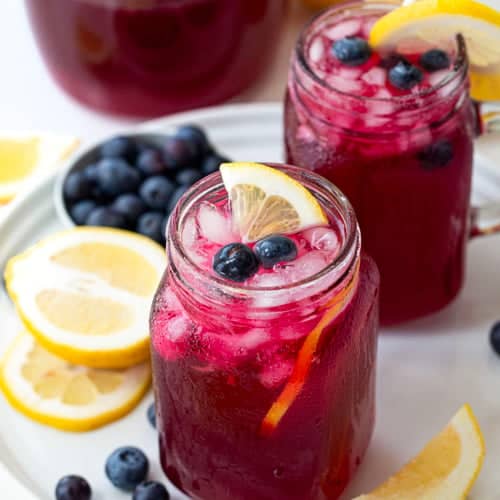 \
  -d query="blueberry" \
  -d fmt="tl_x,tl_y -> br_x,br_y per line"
254,235 -> 298,269
490,321 -> 500,356
137,212 -> 165,244
201,154 -> 230,175
332,37 -> 371,66
213,243 -> 259,282
176,124 -> 211,156
389,60 -> 423,90
96,158 -> 141,197
63,172 -> 93,203
136,148 -> 167,176
83,164 -> 99,184
101,136 -> 138,162
147,402 -> 156,428
55,475 -> 91,500
163,136 -> 198,169
420,49 -> 450,72
175,168 -> 202,186
167,185 -> 189,214
139,176 -> 175,210
112,194 -> 147,225
133,481 -> 169,500
419,139 -> 454,170
85,207 -> 128,229
105,446 -> 149,492
161,216 -> 169,238
70,200 -> 97,225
